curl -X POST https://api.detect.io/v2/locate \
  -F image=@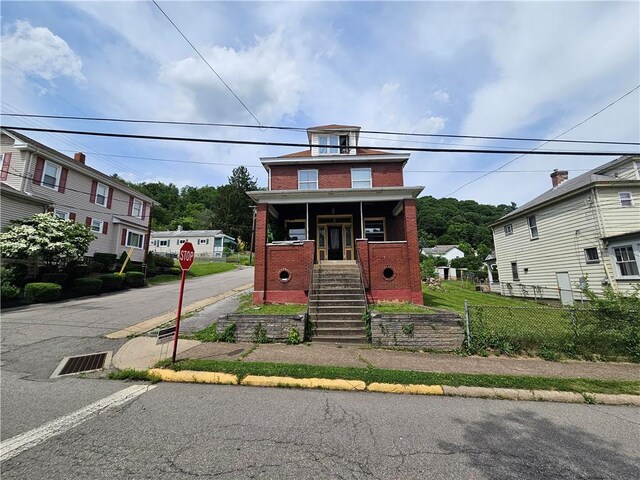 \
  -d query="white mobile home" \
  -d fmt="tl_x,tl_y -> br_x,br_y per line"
150,229 -> 237,258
